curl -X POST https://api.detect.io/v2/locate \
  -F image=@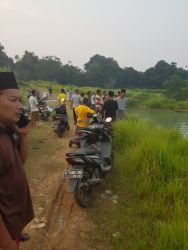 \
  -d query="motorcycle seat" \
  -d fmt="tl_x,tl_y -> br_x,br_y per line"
67,146 -> 98,157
